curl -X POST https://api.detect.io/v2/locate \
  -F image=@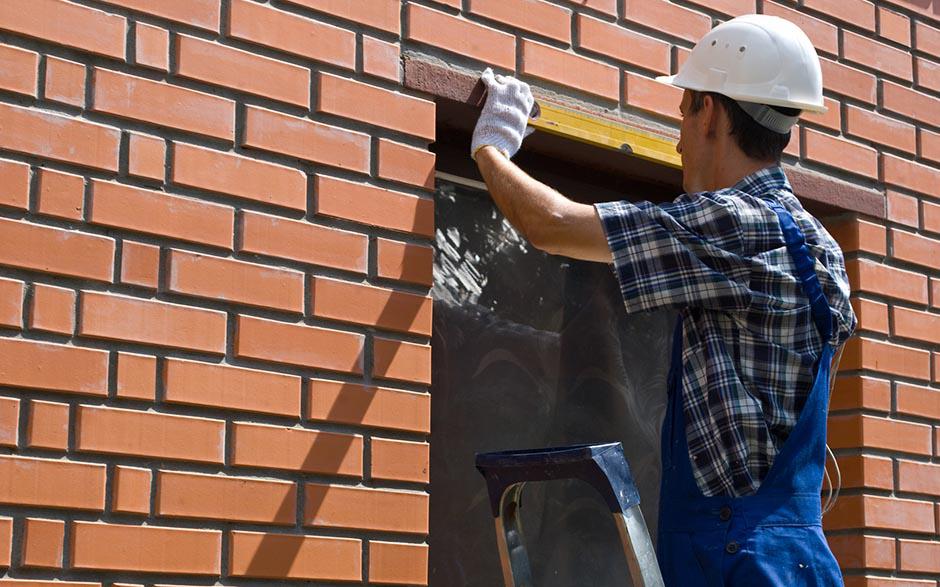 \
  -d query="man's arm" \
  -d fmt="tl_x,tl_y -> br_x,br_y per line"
475,146 -> 612,263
